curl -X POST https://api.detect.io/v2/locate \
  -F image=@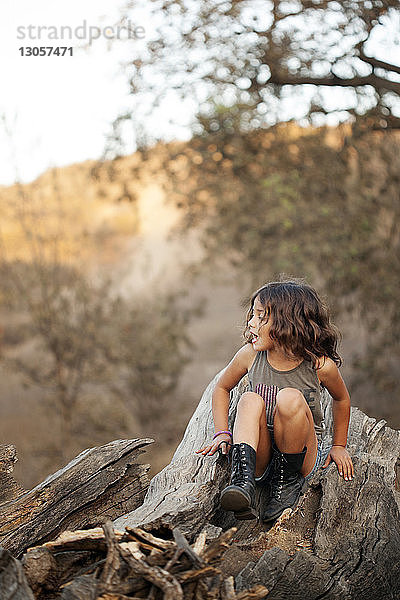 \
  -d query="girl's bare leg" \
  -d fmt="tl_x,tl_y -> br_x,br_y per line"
233,391 -> 273,478
273,387 -> 318,477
